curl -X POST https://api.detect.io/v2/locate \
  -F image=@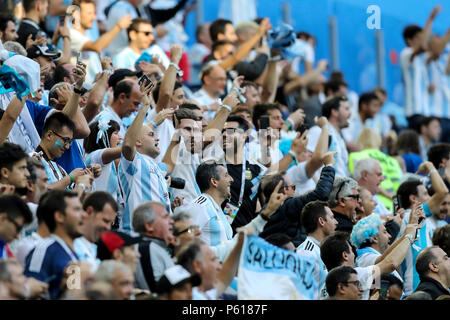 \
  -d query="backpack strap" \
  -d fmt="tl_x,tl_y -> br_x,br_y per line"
138,241 -> 157,292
